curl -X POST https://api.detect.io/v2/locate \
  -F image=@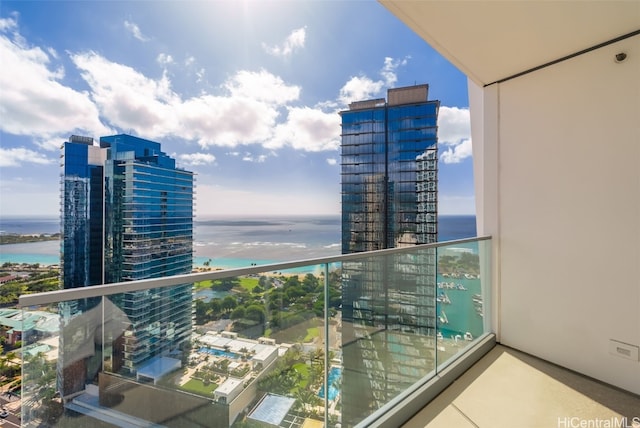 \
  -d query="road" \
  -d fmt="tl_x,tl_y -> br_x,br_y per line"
0,394 -> 20,427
